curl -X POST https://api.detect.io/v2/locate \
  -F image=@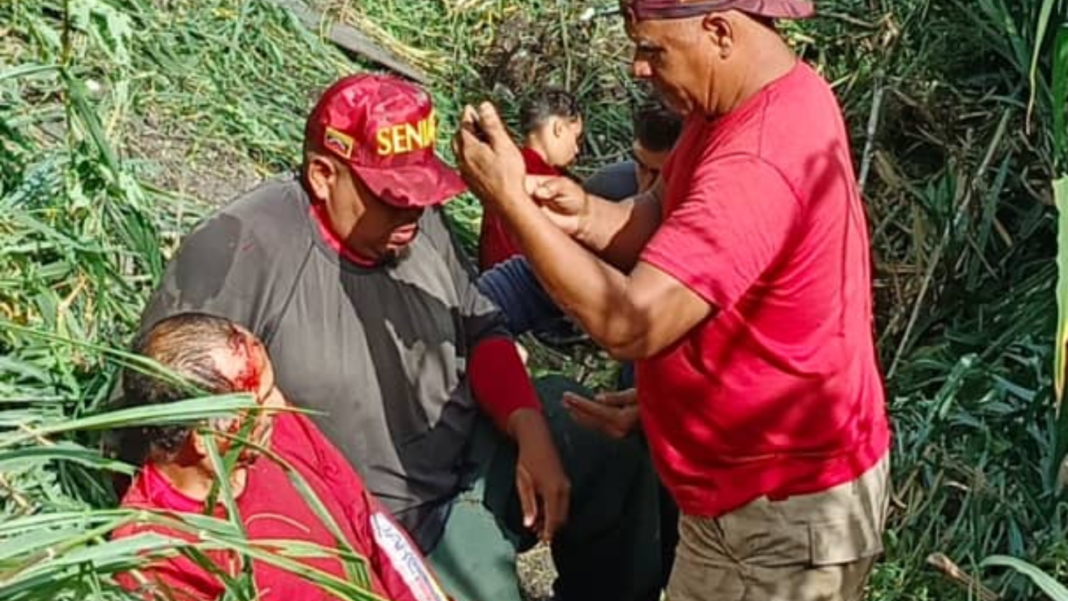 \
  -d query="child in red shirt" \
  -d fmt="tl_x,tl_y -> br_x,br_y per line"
478,89 -> 583,271
111,313 -> 450,601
